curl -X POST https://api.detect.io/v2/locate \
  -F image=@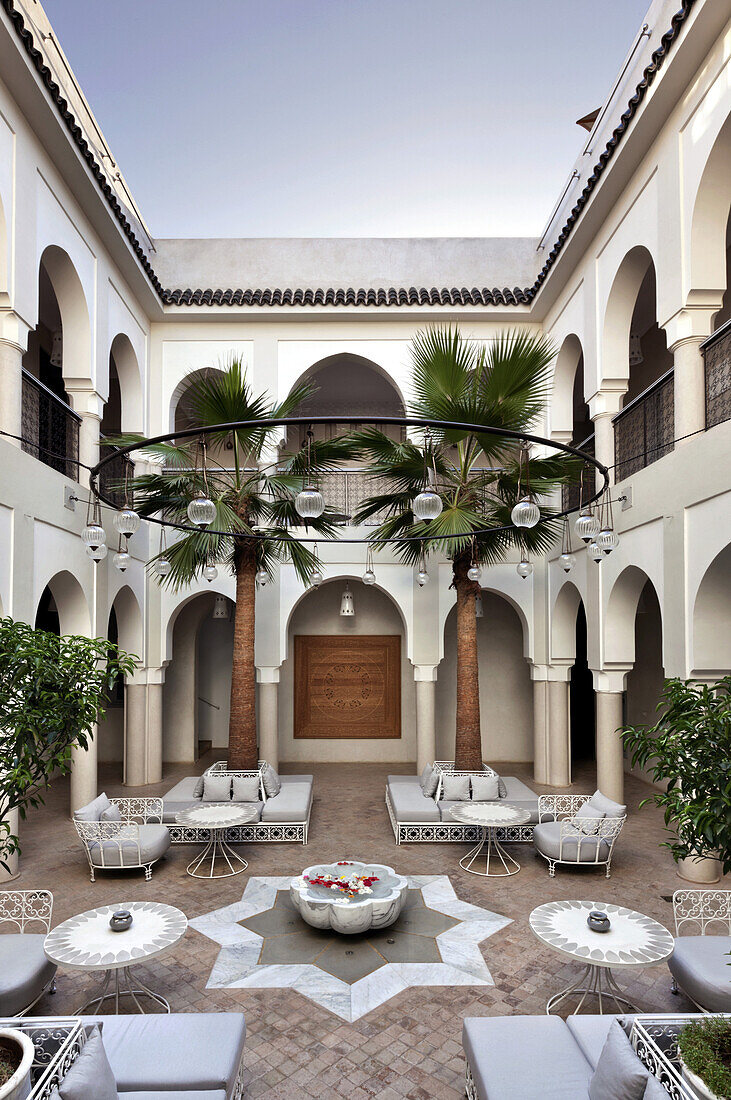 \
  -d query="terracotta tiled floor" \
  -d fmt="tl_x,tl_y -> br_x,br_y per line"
13,756 -> 695,1098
